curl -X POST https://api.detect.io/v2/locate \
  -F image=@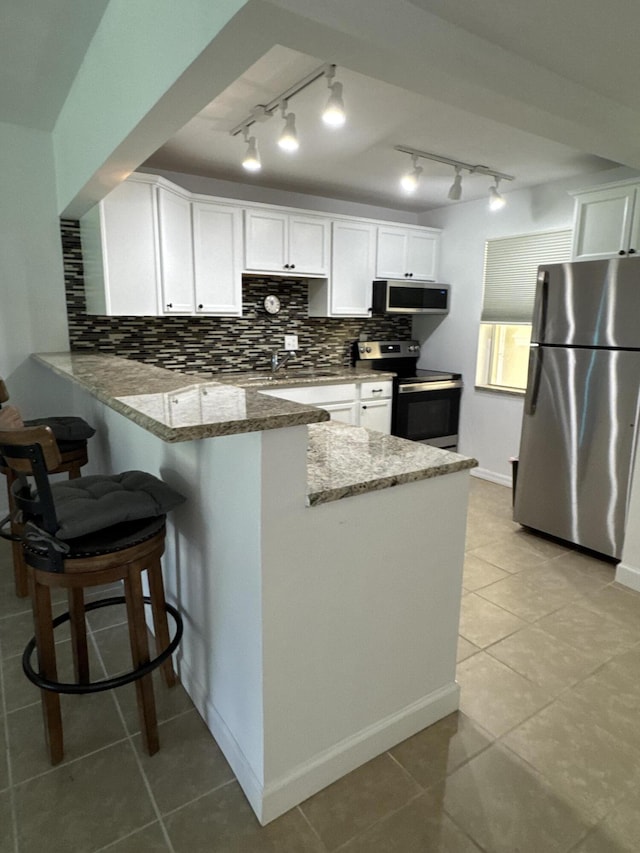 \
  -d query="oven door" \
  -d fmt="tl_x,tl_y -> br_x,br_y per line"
392,380 -> 462,449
